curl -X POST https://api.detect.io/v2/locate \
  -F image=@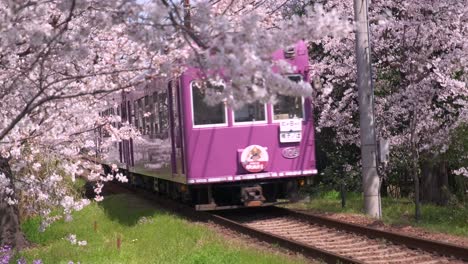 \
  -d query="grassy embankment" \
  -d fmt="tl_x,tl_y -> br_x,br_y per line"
288,191 -> 468,237
20,193 -> 308,264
